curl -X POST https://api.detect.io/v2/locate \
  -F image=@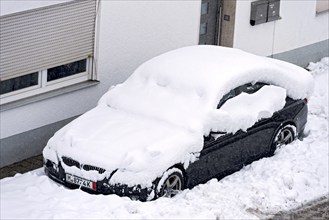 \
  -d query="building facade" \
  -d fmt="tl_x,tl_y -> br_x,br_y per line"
0,0 -> 328,167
